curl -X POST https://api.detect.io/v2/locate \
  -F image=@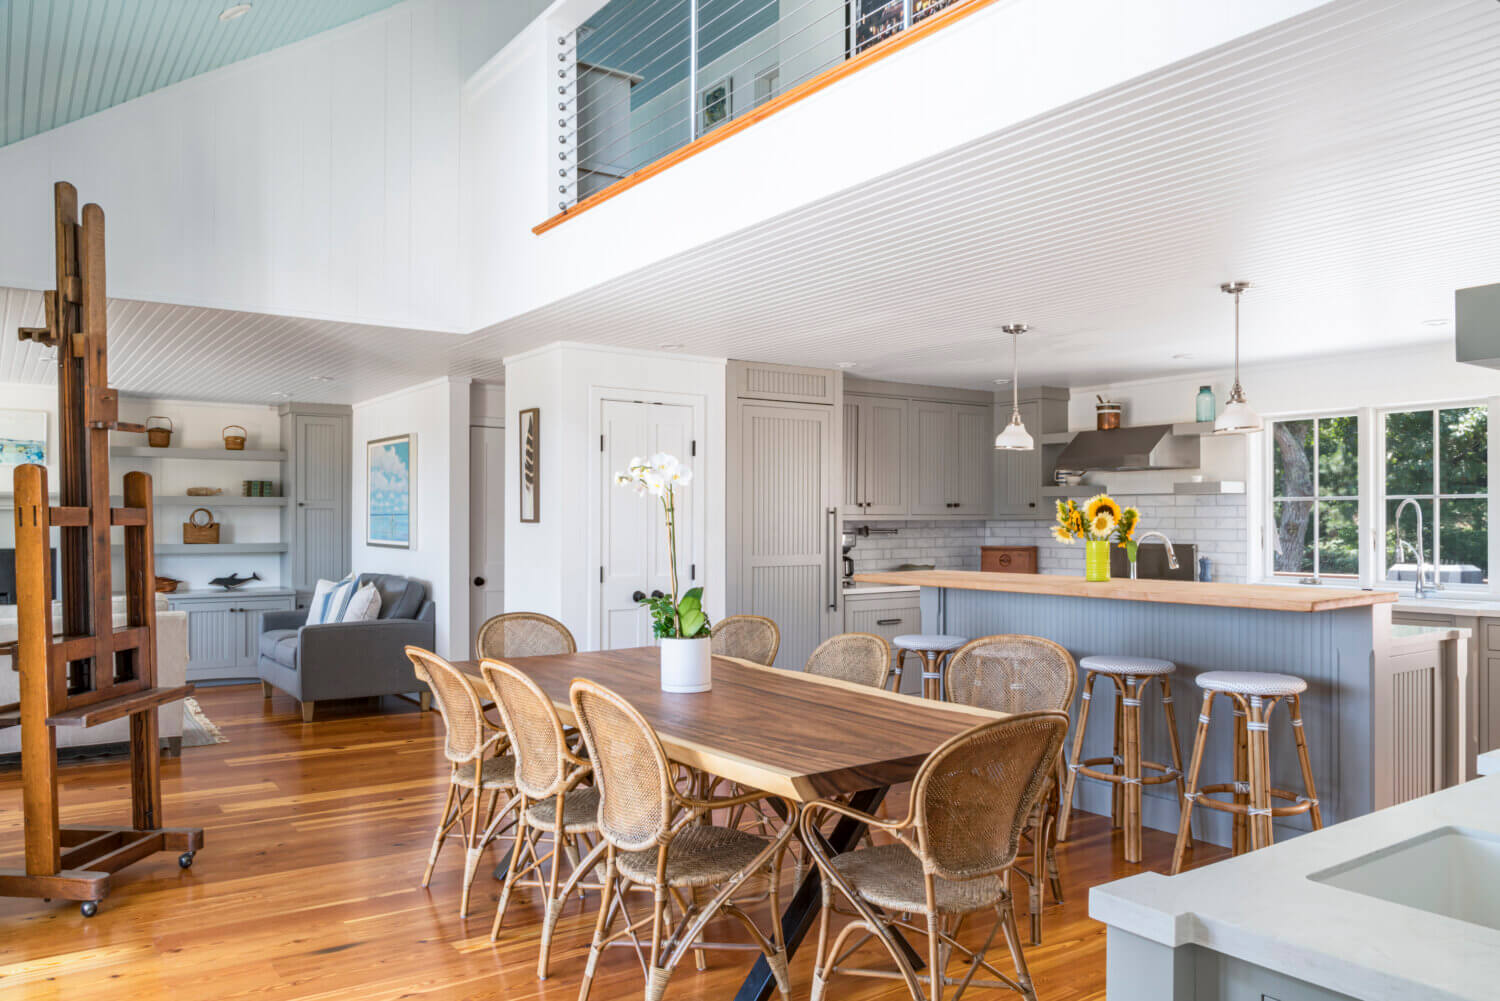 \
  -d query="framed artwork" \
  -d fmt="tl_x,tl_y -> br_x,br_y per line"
519,407 -> 541,523
0,409 -> 47,468
367,434 -> 415,548
699,77 -> 731,133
